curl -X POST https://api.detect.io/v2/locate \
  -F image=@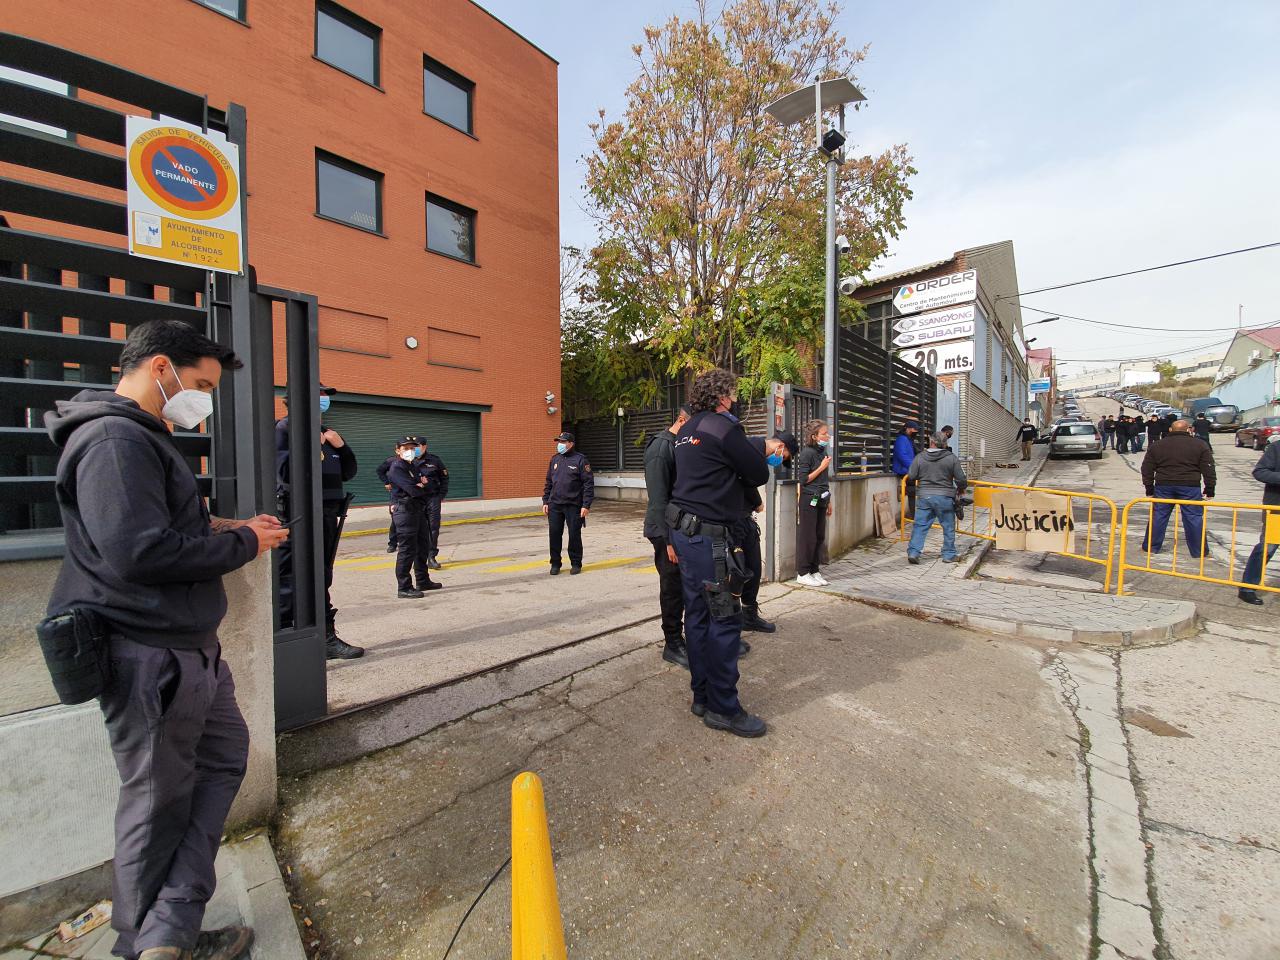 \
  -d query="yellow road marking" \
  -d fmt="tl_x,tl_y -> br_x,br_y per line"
488,555 -> 650,575
341,511 -> 544,539
489,559 -> 557,573
335,554 -> 514,573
